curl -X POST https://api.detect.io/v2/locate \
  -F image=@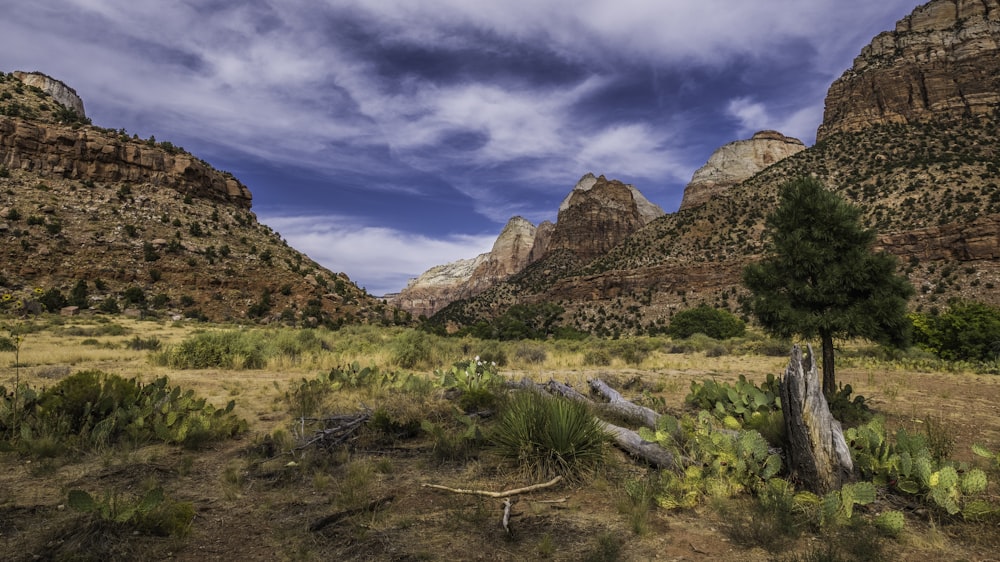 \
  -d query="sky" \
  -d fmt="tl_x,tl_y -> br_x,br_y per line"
0,0 -> 921,295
